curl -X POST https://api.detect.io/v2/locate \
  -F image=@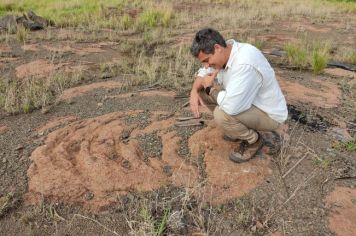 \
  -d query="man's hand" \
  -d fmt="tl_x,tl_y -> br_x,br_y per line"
202,69 -> 219,88
190,90 -> 205,118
